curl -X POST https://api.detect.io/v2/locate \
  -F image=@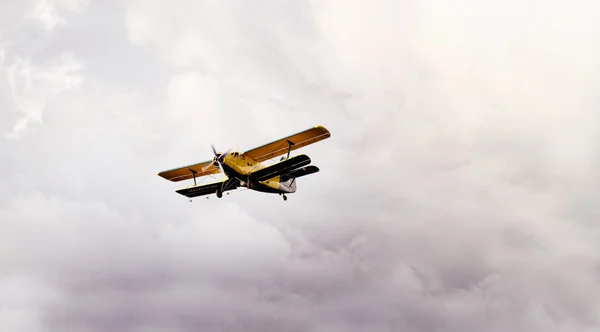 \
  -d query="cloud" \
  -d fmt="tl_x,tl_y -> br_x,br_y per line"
4,52 -> 84,138
2,0 -> 600,331
26,0 -> 89,30
28,0 -> 66,31
1,0 -> 88,139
